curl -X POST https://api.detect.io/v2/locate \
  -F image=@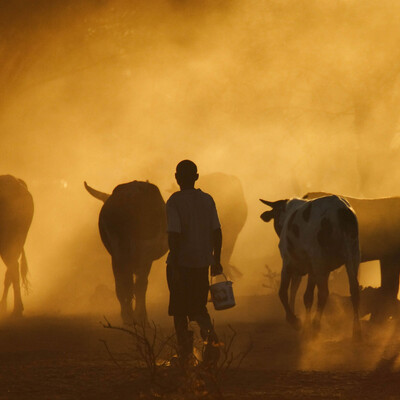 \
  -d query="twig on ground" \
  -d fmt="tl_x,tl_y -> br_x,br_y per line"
263,264 -> 280,292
